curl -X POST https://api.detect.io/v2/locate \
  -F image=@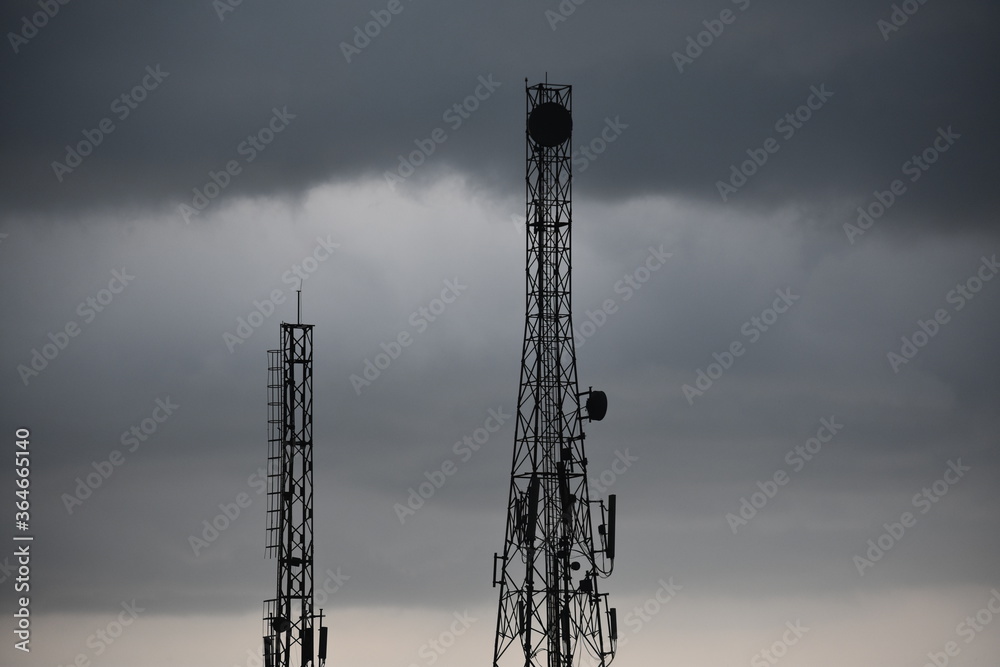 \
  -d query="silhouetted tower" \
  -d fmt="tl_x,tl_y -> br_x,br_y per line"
264,294 -> 327,667
492,81 -> 618,667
